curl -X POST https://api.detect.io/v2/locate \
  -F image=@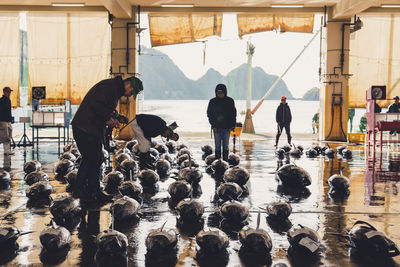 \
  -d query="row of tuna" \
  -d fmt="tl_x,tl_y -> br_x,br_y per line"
275,144 -> 353,160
